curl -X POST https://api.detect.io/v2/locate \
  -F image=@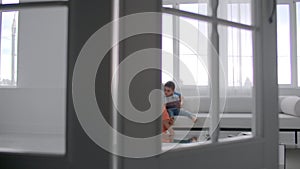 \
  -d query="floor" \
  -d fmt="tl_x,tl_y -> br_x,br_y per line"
0,132 -> 299,169
286,149 -> 300,169
0,133 -> 65,155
